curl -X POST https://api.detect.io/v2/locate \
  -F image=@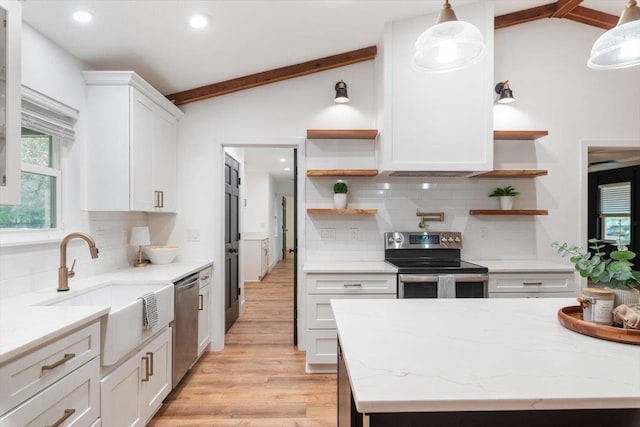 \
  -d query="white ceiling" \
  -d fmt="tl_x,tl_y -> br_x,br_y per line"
242,147 -> 295,182
22,1 -> 623,96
